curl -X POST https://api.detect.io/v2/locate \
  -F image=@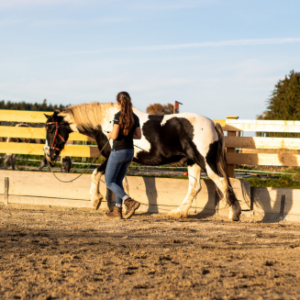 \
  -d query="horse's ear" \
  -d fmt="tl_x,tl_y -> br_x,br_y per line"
44,114 -> 50,119
53,110 -> 60,119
